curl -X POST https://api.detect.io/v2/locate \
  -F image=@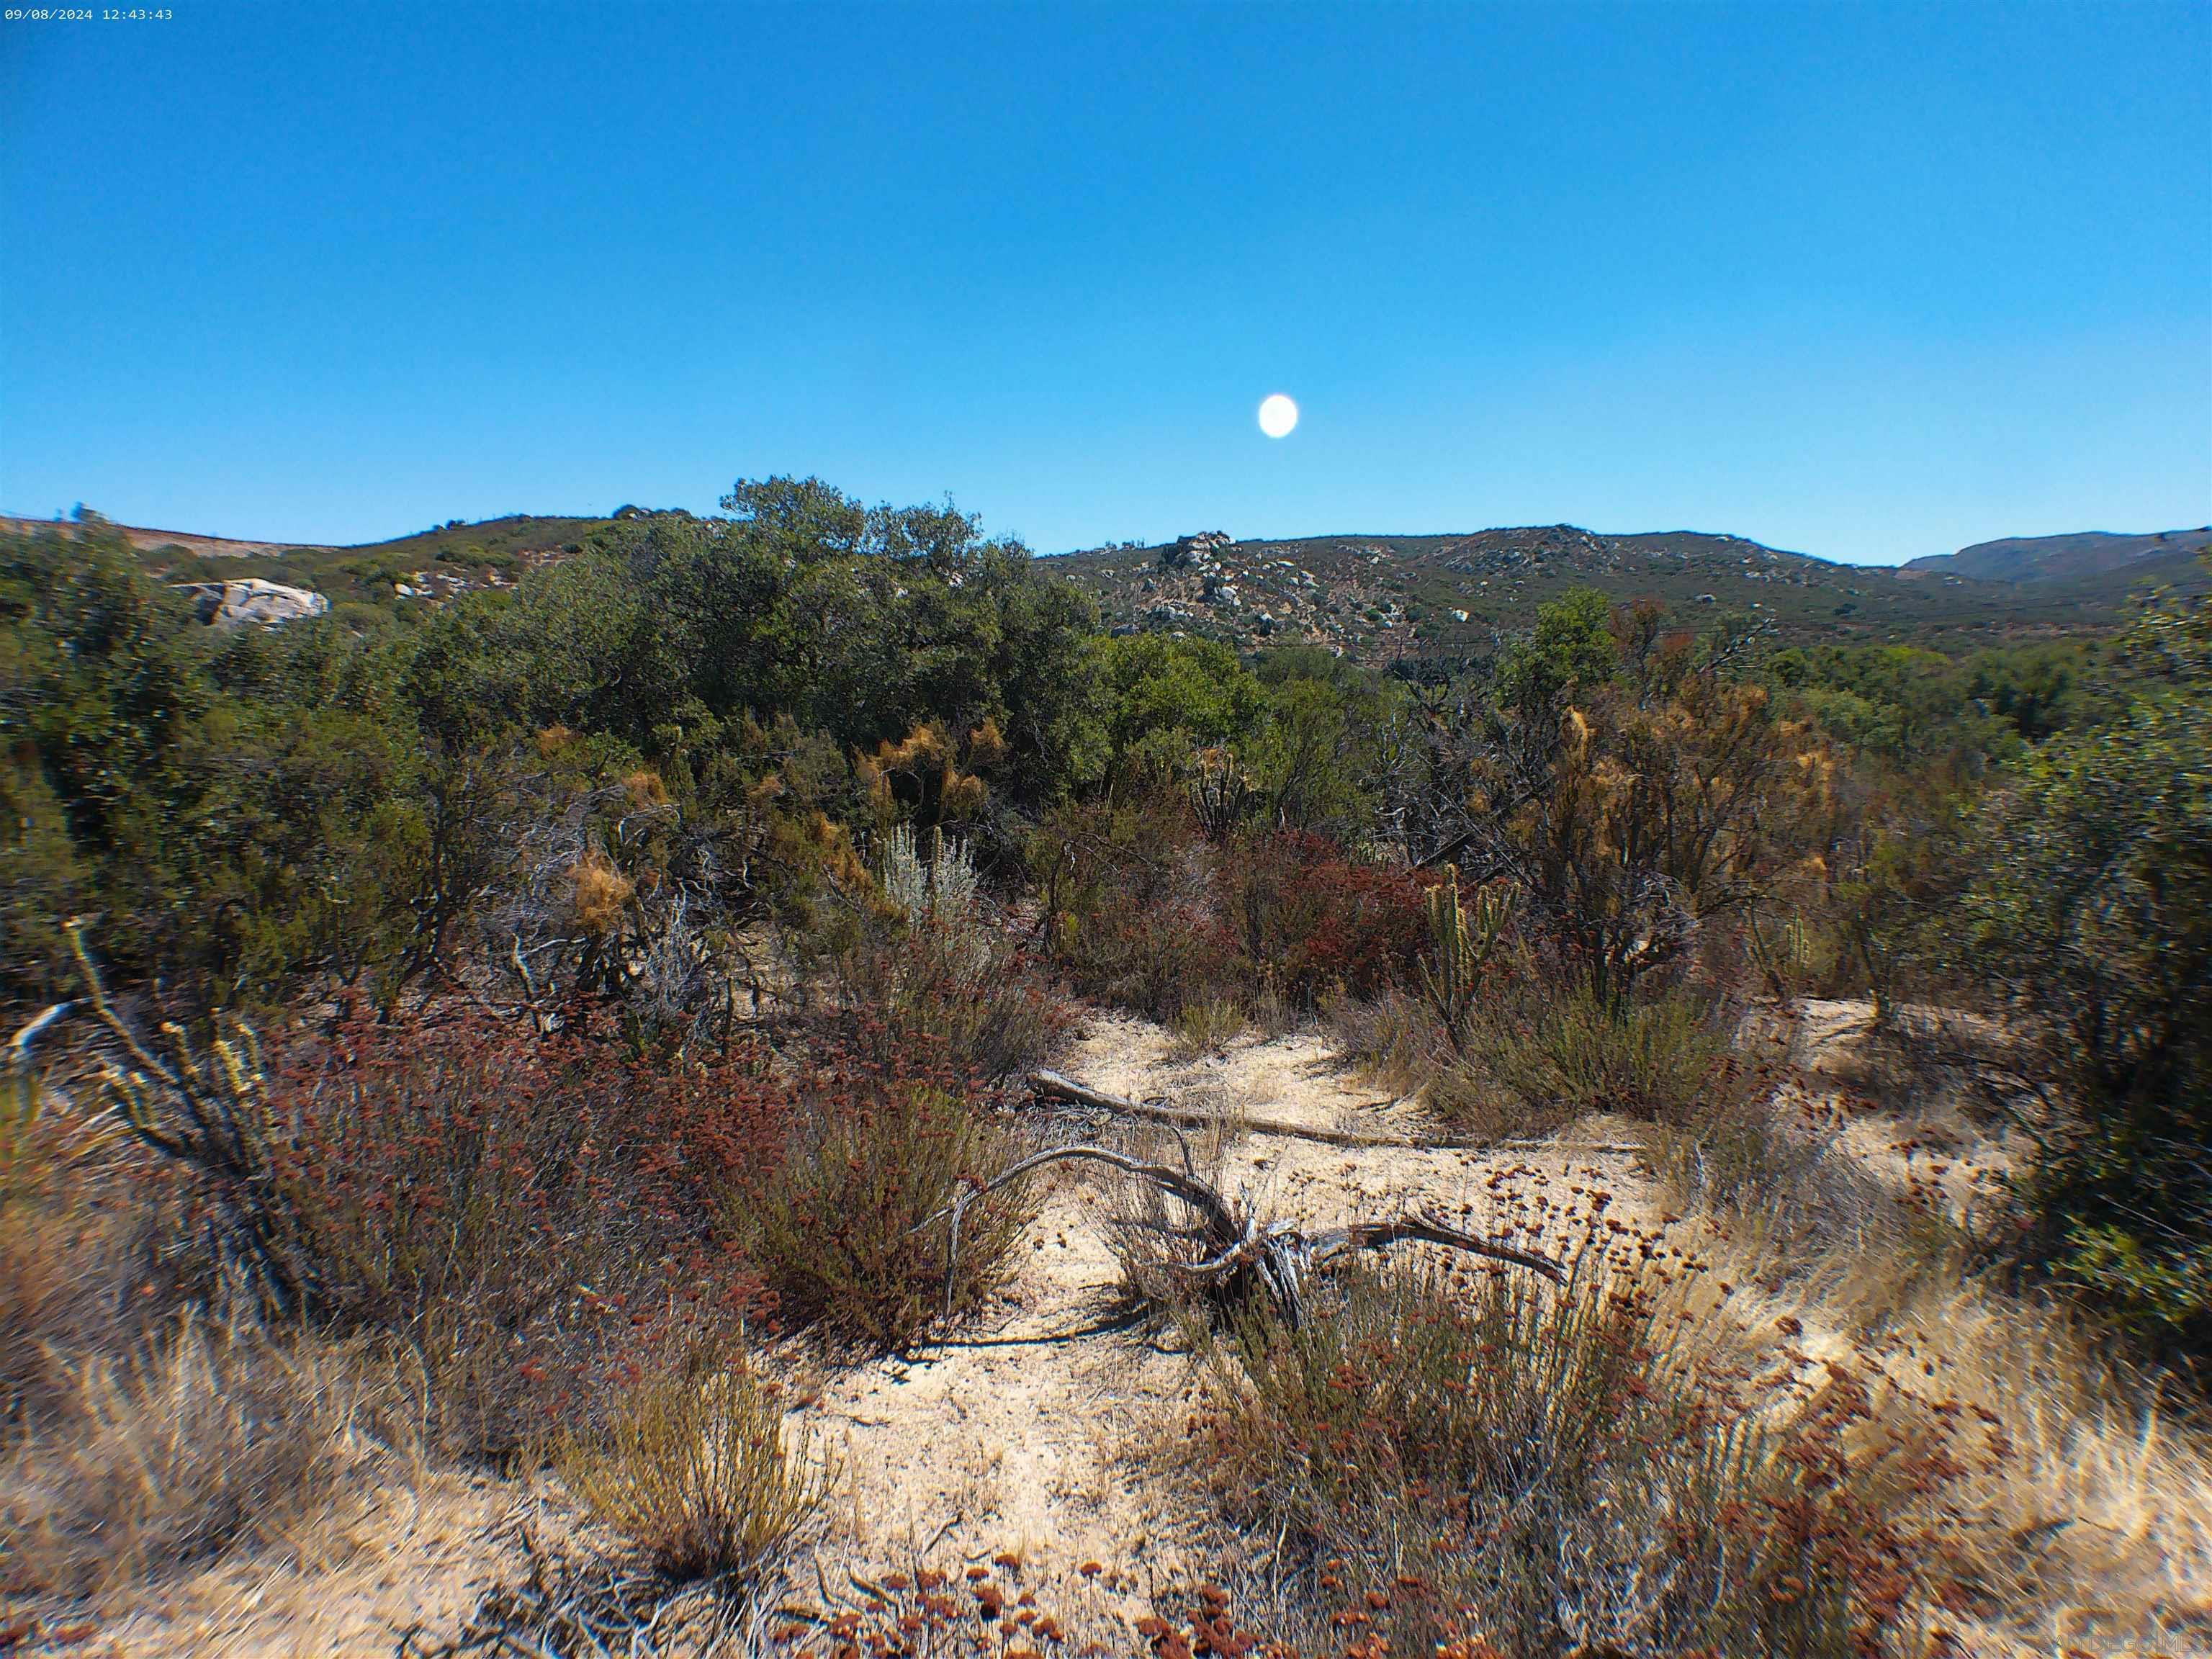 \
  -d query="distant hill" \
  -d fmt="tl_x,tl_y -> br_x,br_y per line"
1905,528 -> 2212,585
2,512 -> 620,610
0,514 -> 316,561
12,508 -> 2205,657
1051,523 -> 2212,661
